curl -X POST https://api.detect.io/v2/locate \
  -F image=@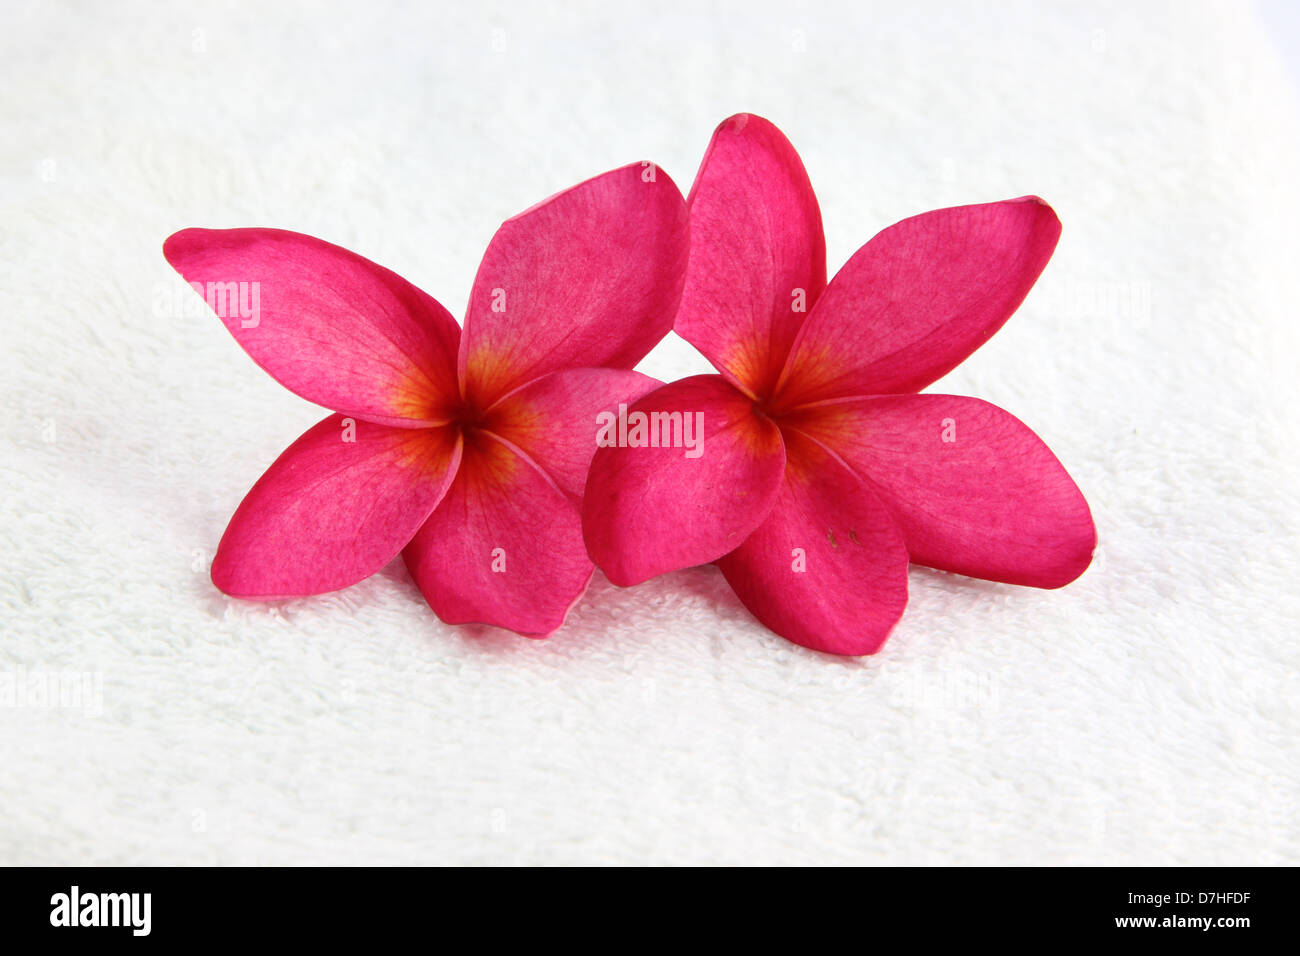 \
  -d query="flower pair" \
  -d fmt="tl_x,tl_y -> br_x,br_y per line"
167,114 -> 1094,655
